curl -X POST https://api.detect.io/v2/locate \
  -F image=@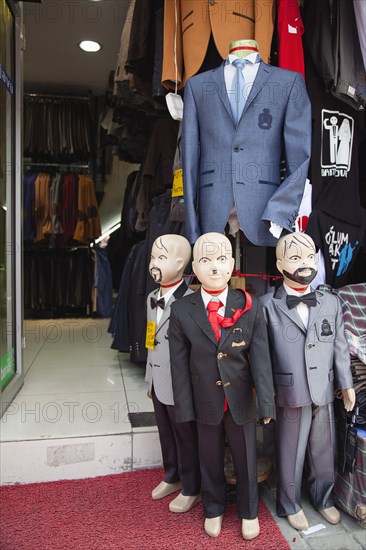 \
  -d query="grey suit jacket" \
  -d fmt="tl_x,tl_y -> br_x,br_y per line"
145,282 -> 192,406
169,289 -> 276,425
181,61 -> 312,245
260,286 -> 353,408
